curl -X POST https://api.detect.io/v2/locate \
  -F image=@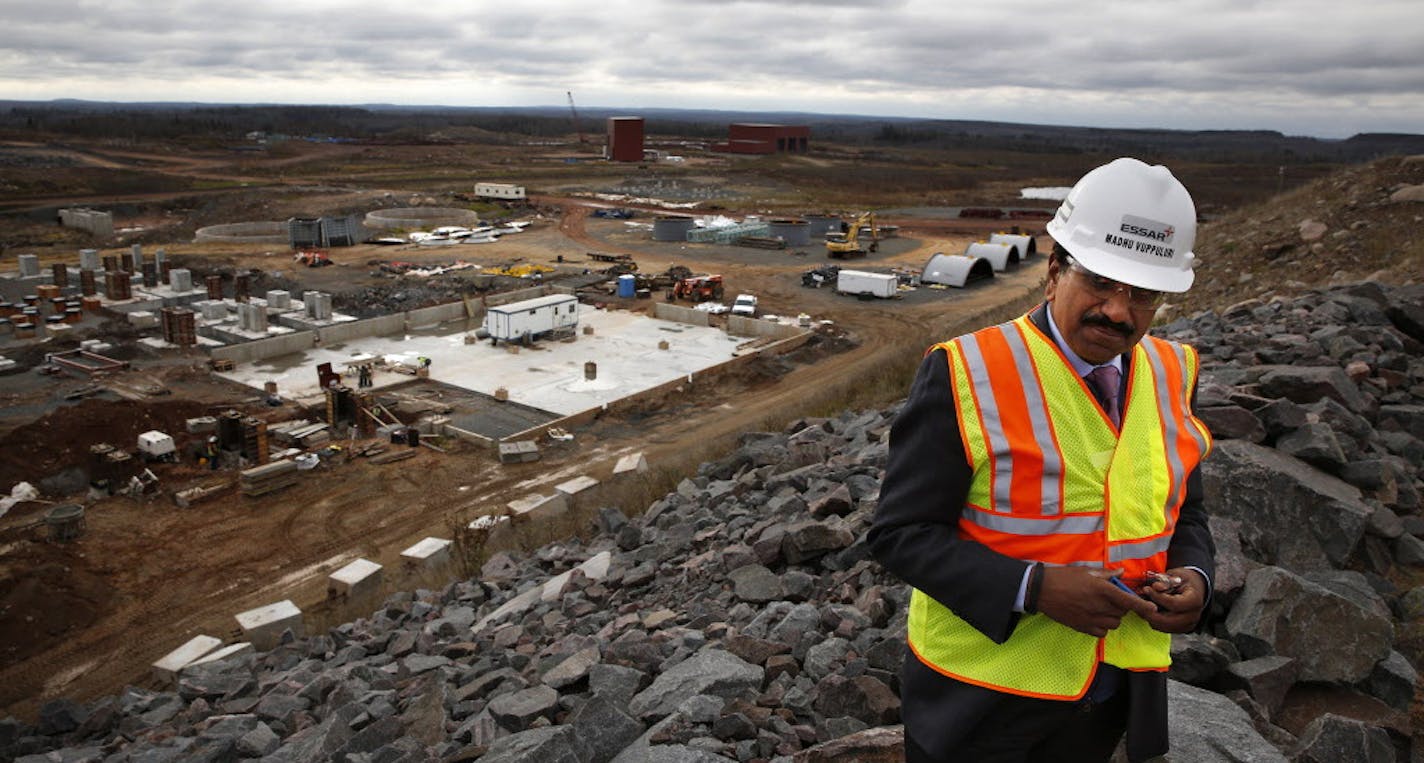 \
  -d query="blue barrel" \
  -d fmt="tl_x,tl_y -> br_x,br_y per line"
617,274 -> 636,298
